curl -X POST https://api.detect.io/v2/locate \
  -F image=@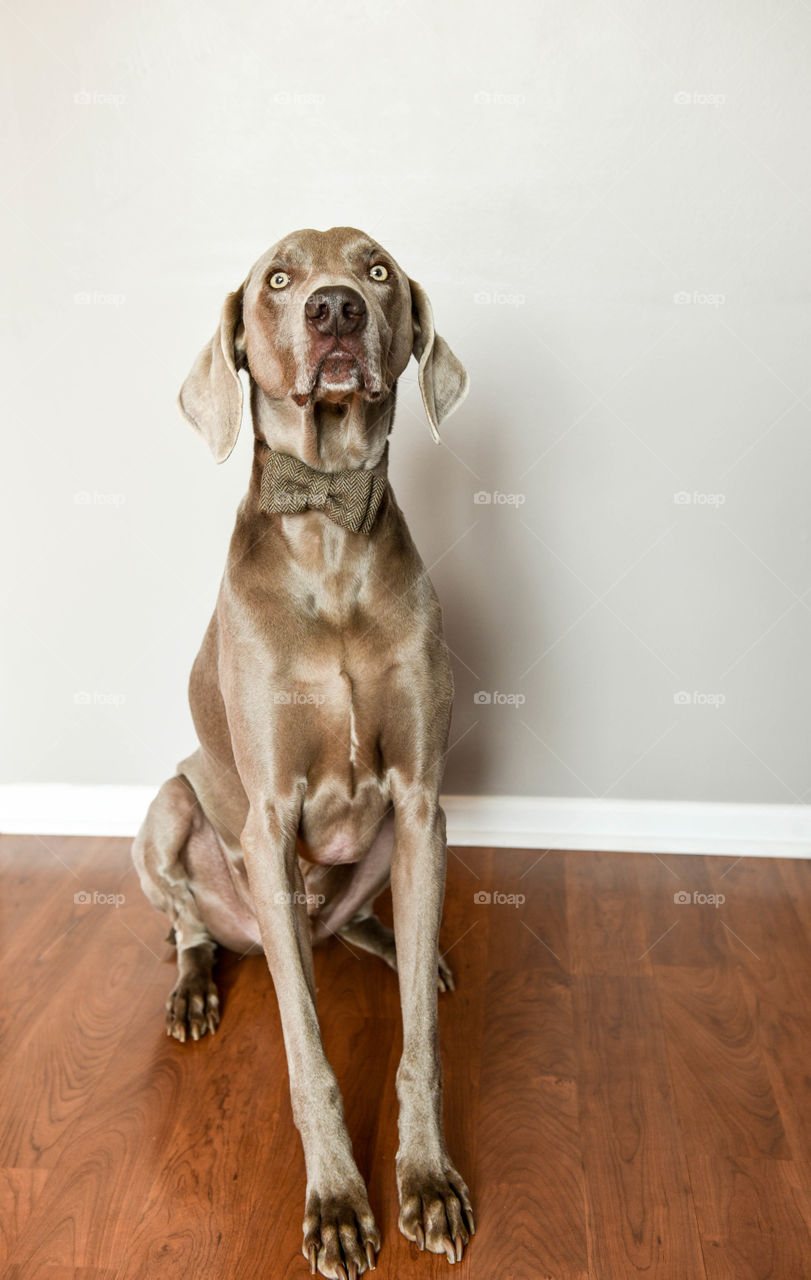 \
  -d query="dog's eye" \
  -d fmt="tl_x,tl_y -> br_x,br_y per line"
369,264 -> 388,282
269,271 -> 291,290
